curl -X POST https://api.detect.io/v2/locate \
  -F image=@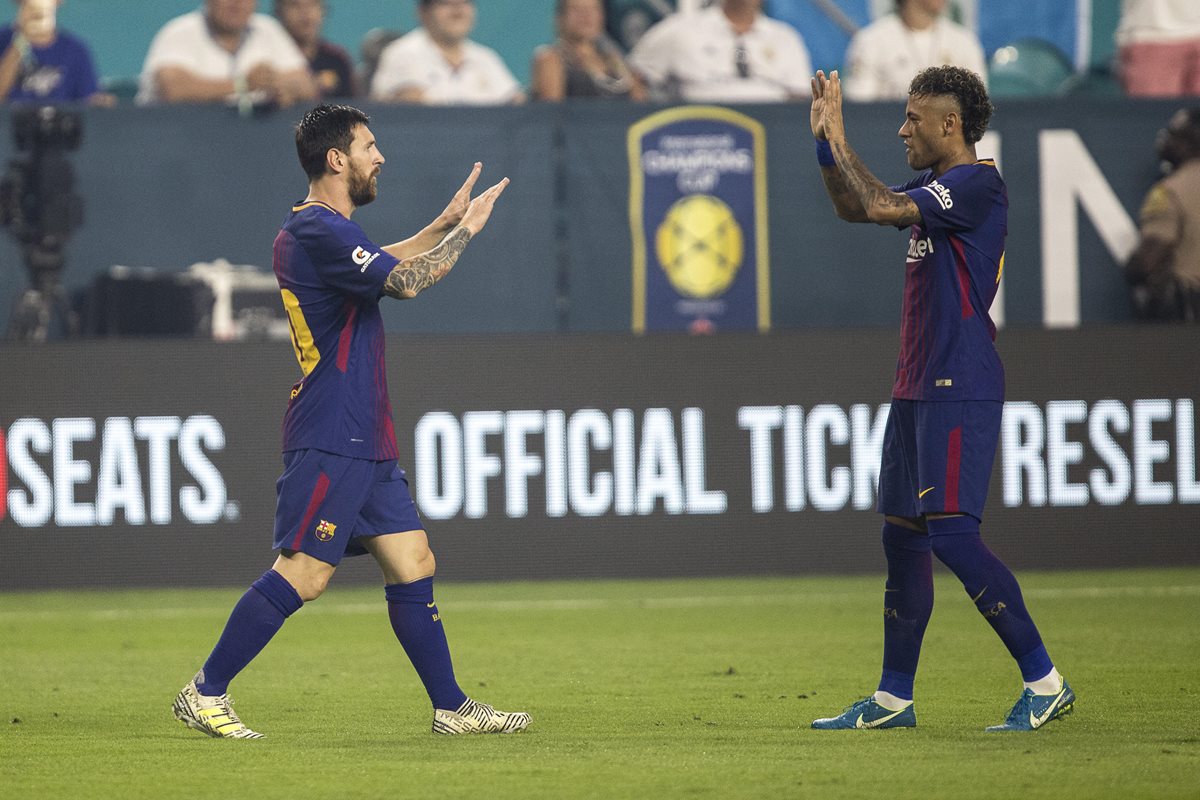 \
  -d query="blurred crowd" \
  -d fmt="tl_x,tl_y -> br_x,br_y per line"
4,0 -> 1200,110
